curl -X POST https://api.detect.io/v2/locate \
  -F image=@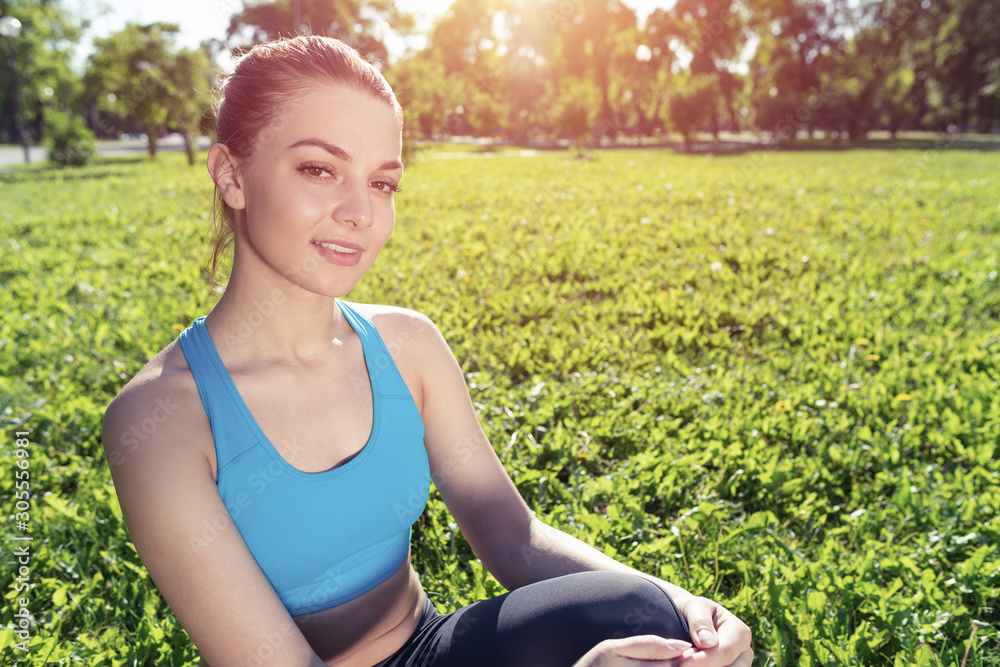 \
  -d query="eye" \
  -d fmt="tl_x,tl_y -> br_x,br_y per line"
299,162 -> 334,179
370,180 -> 402,195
